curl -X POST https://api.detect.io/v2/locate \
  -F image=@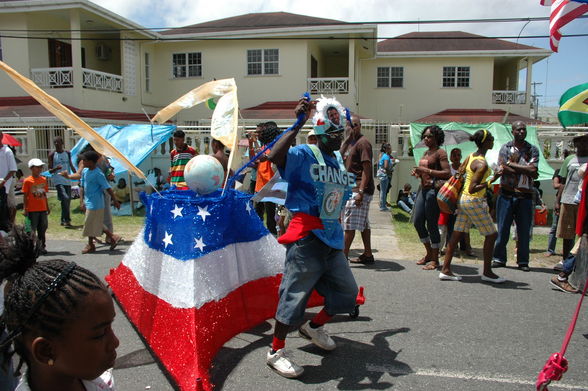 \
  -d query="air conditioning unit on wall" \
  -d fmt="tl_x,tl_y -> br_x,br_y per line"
95,44 -> 111,60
